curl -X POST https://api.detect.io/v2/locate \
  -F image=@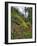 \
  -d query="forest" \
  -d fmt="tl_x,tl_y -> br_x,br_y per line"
11,6 -> 32,39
